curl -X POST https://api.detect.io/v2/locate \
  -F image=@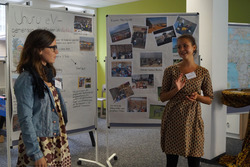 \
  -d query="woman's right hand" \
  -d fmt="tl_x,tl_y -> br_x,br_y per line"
35,157 -> 47,167
175,73 -> 185,91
